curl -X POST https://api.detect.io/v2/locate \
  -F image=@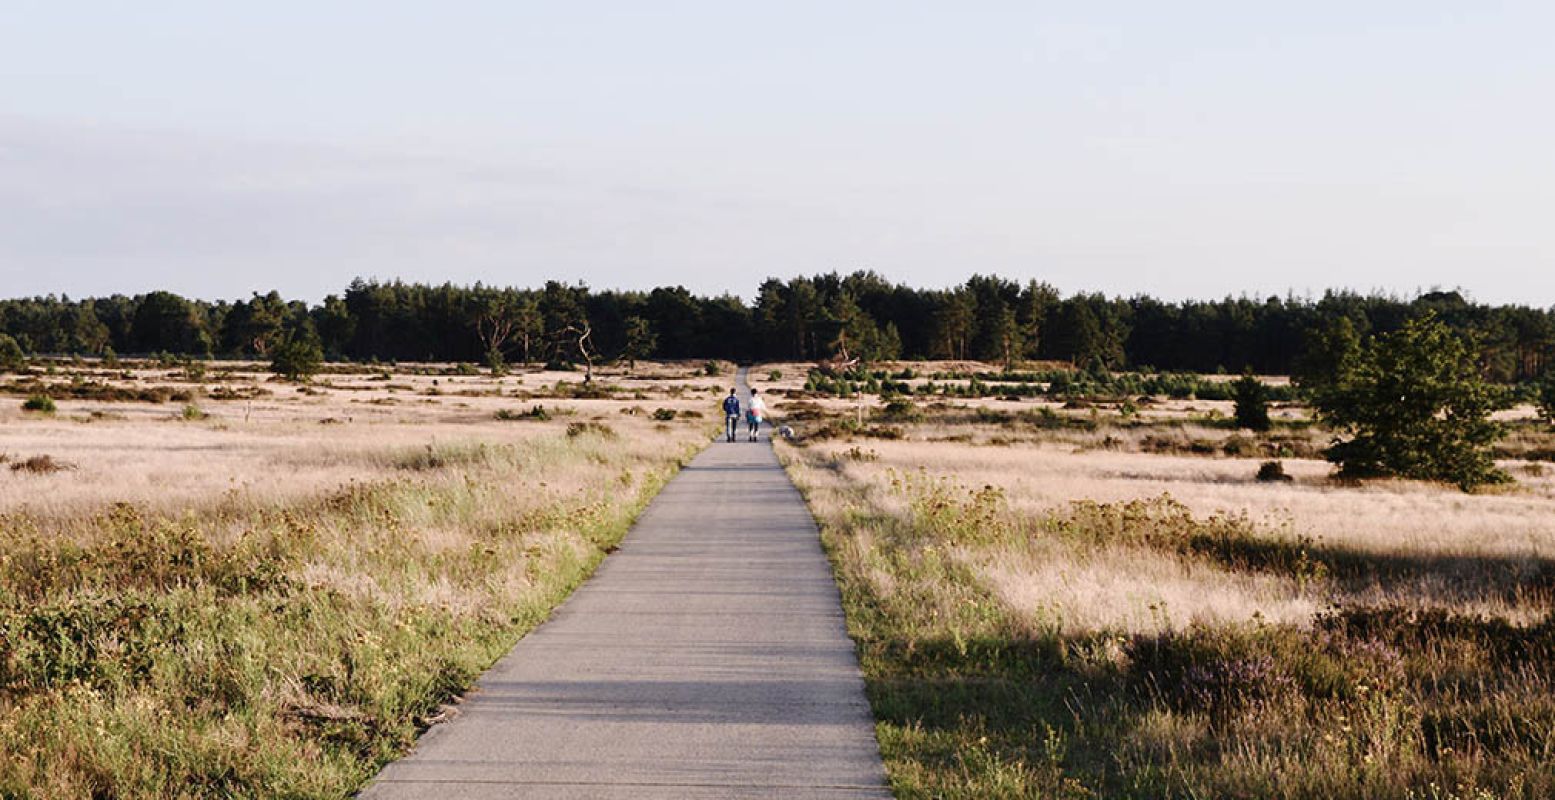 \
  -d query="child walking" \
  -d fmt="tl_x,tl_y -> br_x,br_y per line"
746,388 -> 767,441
